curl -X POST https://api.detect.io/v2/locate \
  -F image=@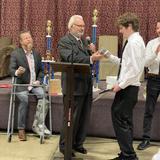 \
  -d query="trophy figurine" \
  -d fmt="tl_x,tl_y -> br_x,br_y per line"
46,20 -> 52,36
92,9 -> 98,25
